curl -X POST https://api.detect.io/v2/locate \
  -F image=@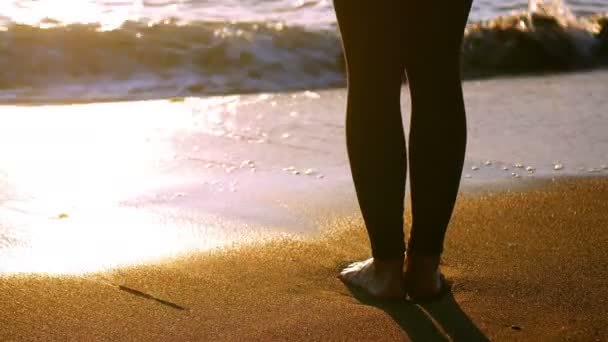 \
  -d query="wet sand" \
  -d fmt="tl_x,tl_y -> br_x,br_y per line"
1,177 -> 607,341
